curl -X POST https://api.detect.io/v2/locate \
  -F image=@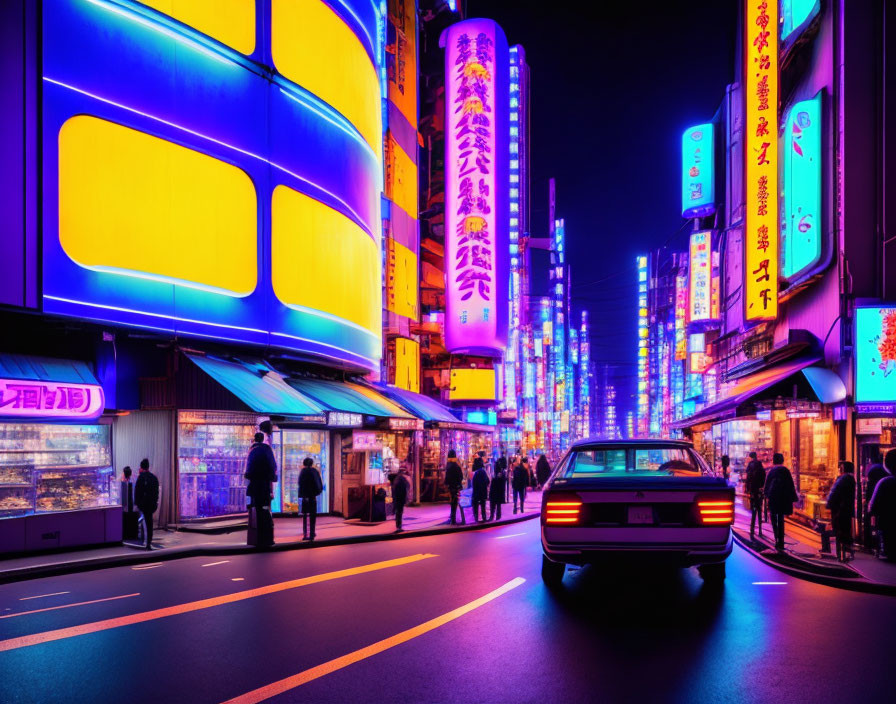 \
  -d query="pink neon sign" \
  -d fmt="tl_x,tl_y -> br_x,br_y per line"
0,379 -> 105,420
443,19 -> 509,355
